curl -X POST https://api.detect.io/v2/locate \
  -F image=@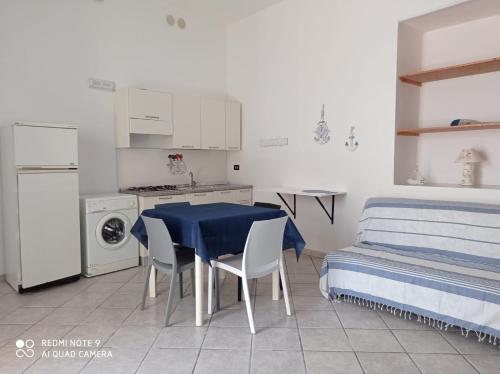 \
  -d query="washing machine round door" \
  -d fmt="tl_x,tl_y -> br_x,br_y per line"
96,212 -> 131,249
